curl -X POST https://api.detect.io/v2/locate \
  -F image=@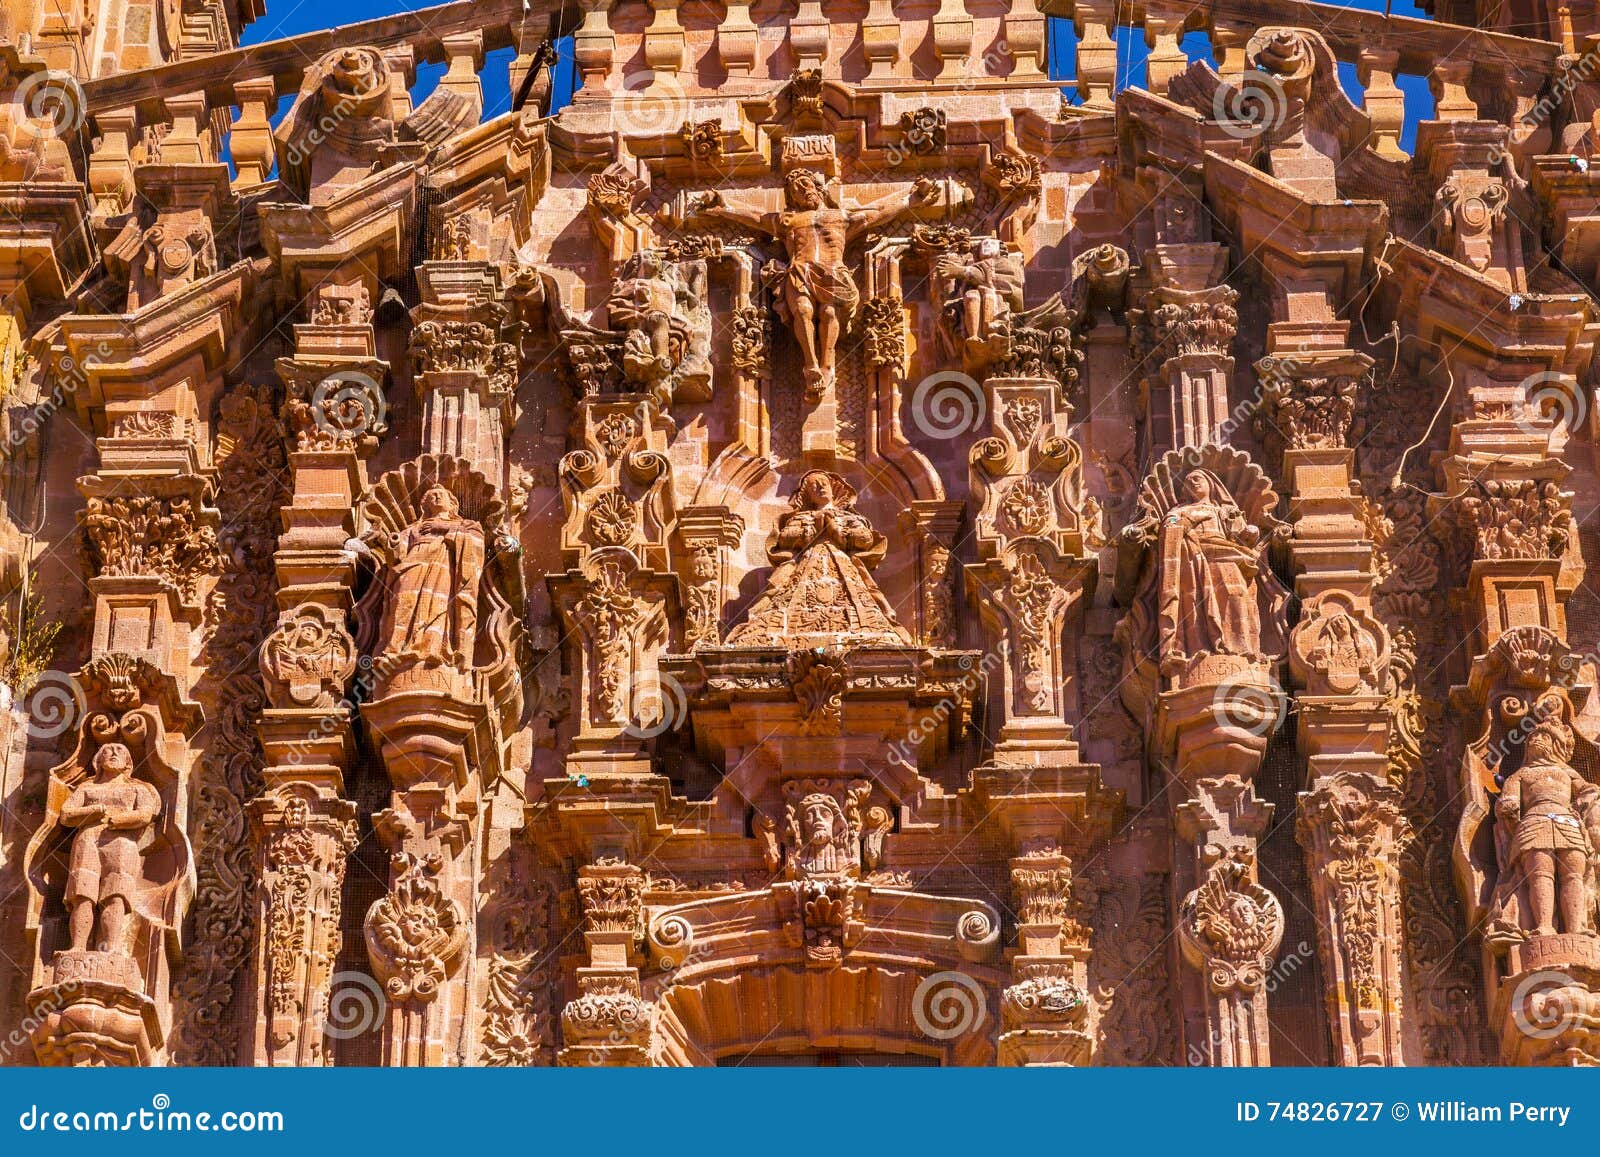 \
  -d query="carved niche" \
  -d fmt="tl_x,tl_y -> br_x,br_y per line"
1455,627 -> 1600,955
353,455 -> 525,707
22,653 -> 200,1066
1114,447 -> 1291,724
